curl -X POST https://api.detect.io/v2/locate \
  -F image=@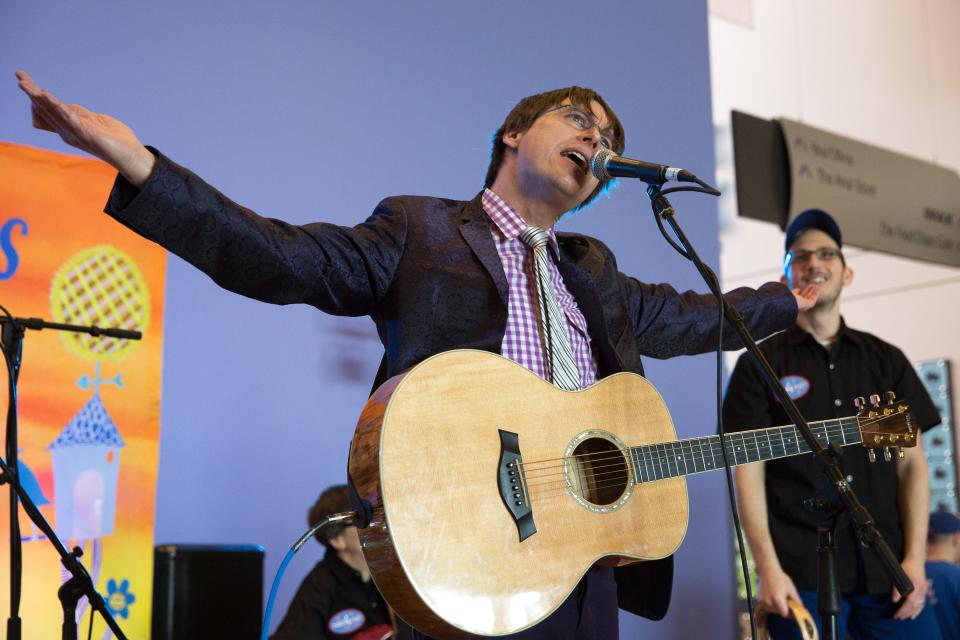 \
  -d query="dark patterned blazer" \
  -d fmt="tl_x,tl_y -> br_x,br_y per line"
105,150 -> 797,621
